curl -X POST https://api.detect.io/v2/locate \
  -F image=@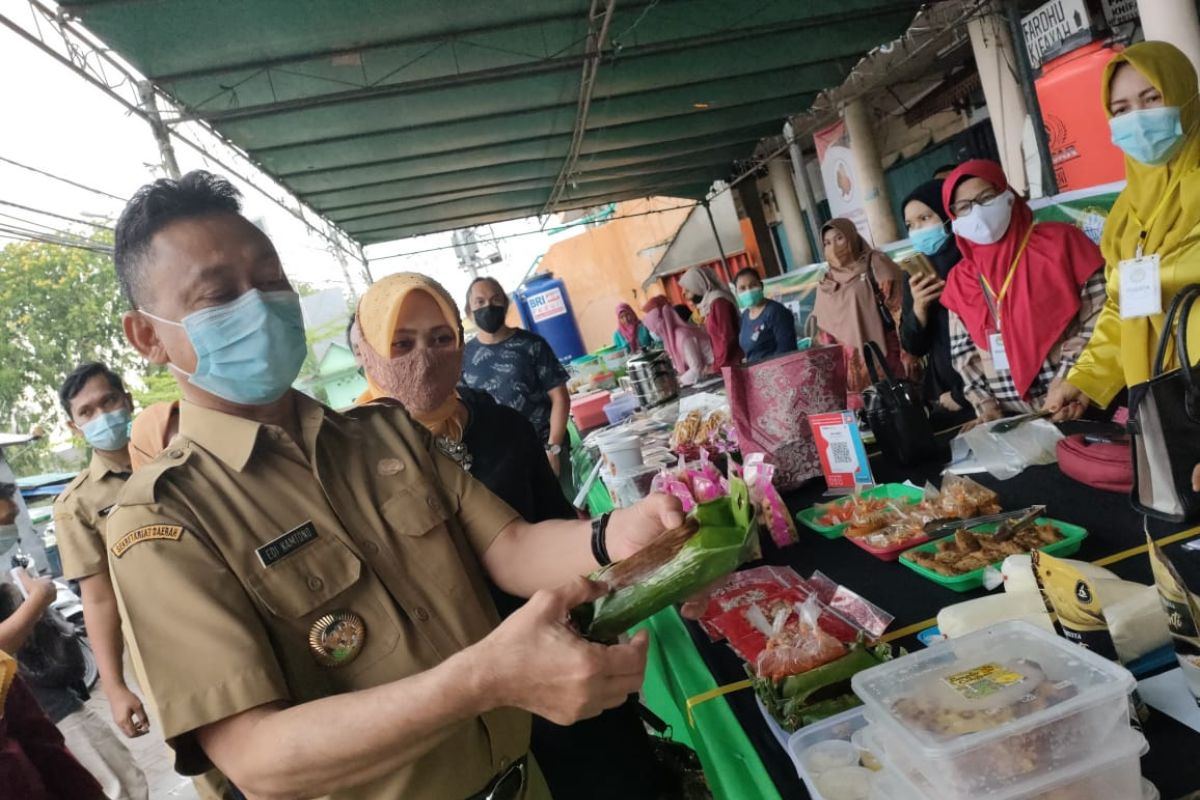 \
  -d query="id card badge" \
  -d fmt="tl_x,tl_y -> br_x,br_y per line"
1119,254 -> 1163,319
988,330 -> 1011,372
